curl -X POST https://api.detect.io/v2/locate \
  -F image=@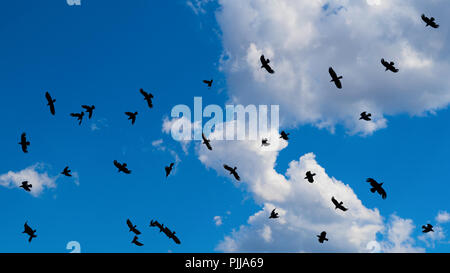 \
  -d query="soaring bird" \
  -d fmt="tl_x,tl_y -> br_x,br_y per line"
202,133 -> 212,150
422,224 -> 434,233
269,209 -> 279,219
125,112 -> 138,125
131,236 -> 144,246
366,178 -> 387,199
260,55 -> 275,74
163,227 -> 181,245
140,88 -> 154,108
70,112 -> 84,125
331,196 -> 348,212
381,58 -> 399,73
280,131 -> 290,140
261,138 -> 270,147
317,231 -> 328,243
126,219 -> 141,235
360,112 -> 372,121
114,160 -> 131,174
421,14 -> 439,28
165,163 -> 175,178
19,181 -> 32,192
223,164 -> 240,181
305,171 -> 316,183
150,220 -> 165,233
81,105 -> 95,119
203,79 -> 213,88
23,222 -> 37,242
18,133 -> 30,153
61,166 -> 72,177
45,92 -> 56,115
329,67 -> 343,89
